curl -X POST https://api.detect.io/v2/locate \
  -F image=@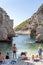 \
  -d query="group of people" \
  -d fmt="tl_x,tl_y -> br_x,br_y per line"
32,44 -> 43,61
12,44 -> 43,57
0,44 -> 17,63
0,52 -> 9,63
0,44 -> 43,63
12,44 -> 43,61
